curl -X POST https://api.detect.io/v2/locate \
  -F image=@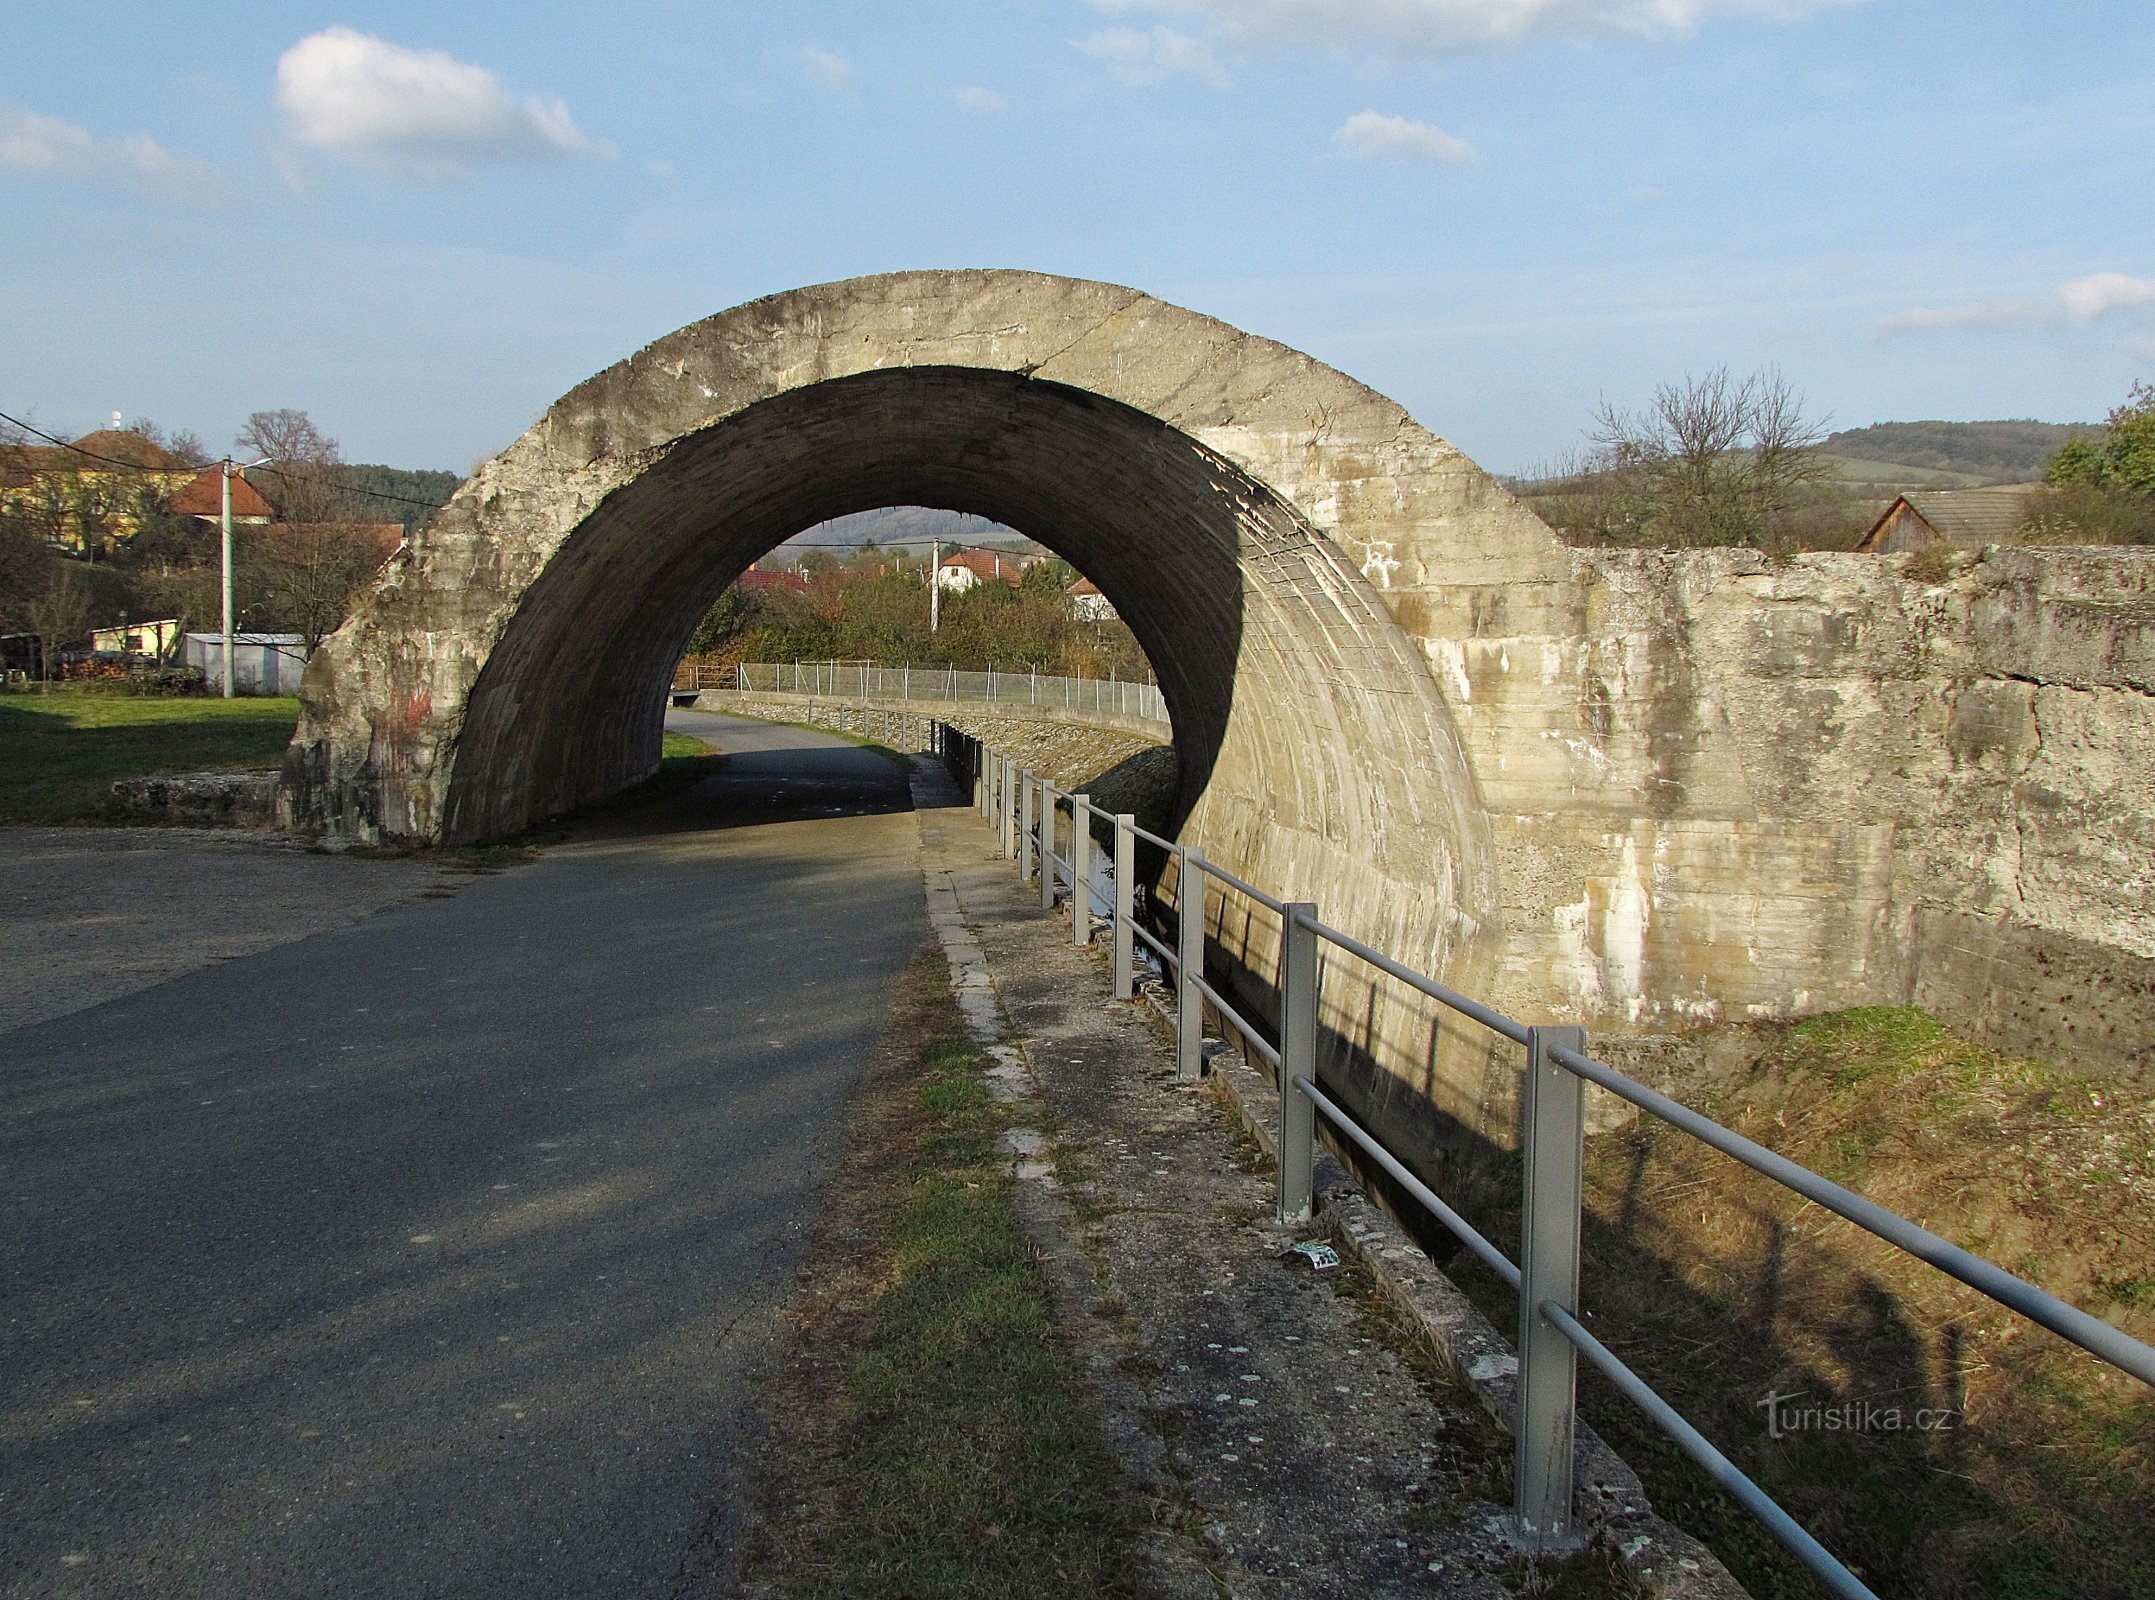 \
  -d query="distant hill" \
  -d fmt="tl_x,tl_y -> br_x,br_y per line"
779,506 -> 1028,554
1816,421 -> 2101,487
